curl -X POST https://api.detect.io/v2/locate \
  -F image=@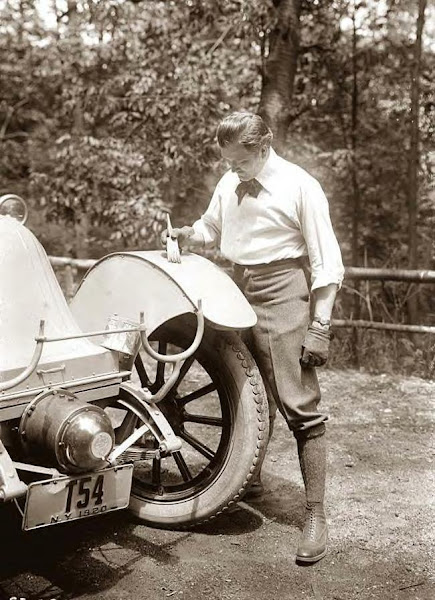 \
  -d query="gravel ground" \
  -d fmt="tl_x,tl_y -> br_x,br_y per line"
0,369 -> 433,600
